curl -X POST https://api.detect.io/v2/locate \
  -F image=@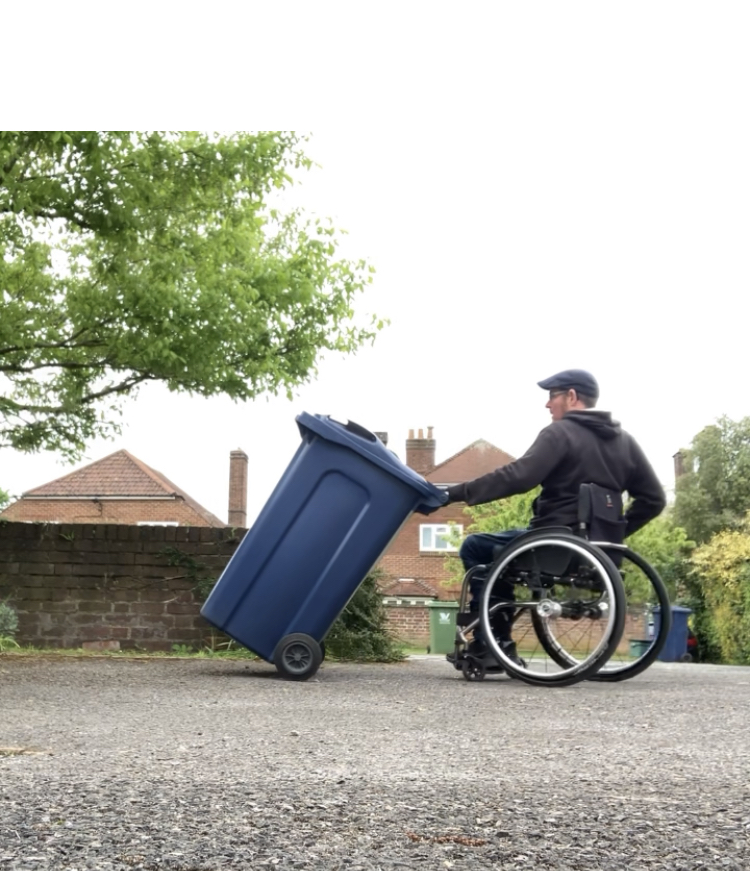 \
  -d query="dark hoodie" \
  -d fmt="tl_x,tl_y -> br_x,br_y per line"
446,410 -> 666,535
